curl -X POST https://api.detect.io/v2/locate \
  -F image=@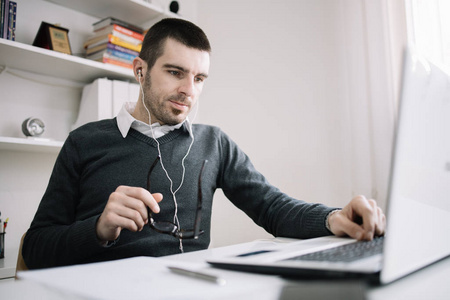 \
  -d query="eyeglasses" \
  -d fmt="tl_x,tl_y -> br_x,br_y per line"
146,156 -> 207,239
